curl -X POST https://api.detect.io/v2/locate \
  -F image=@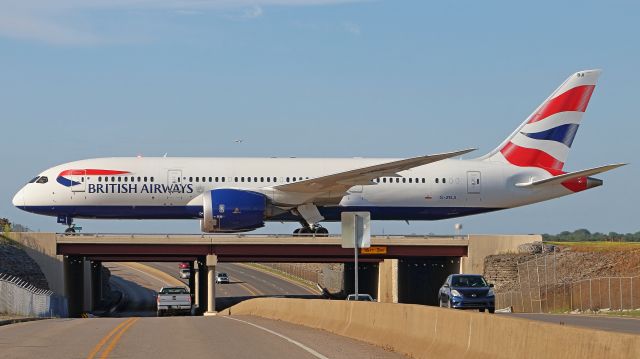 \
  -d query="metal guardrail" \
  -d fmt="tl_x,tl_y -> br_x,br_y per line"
0,273 -> 67,318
